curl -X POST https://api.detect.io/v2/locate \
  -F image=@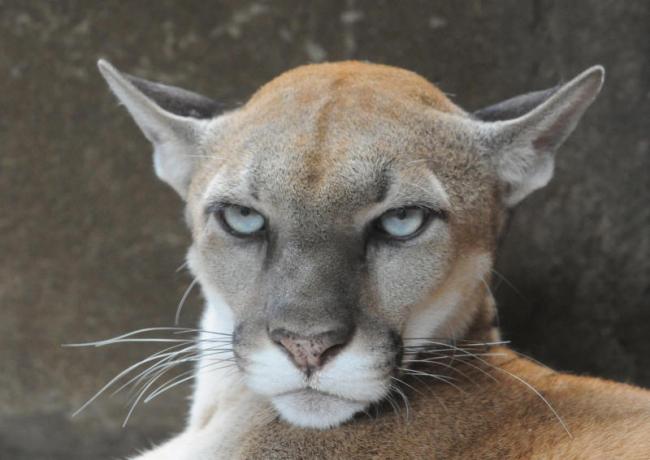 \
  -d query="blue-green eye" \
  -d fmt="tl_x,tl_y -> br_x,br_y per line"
219,205 -> 265,236
377,207 -> 428,239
